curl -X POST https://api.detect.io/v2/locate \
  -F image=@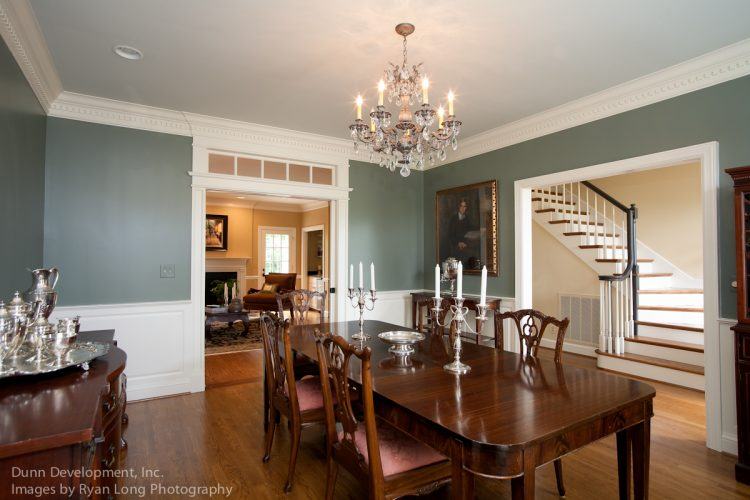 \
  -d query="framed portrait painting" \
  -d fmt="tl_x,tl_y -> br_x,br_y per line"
435,180 -> 498,275
205,214 -> 228,251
